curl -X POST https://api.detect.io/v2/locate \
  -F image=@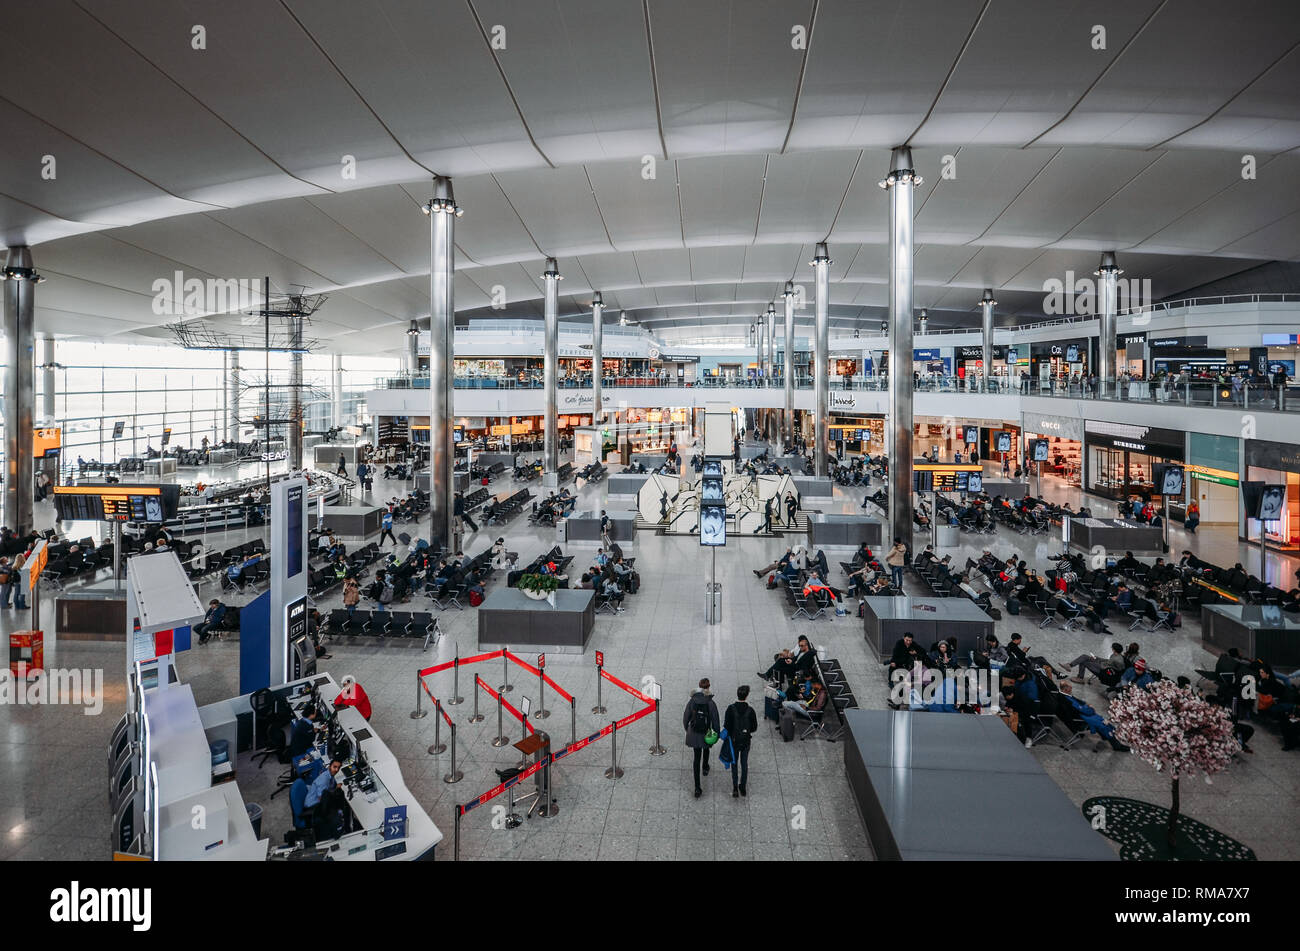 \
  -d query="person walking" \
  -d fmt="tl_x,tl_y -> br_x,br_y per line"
683,678 -> 720,799
454,492 -> 478,534
356,460 -> 368,492
886,541 -> 907,589
723,685 -> 757,797
761,495 -> 773,534
784,491 -> 798,526
379,506 -> 397,547
336,452 -> 348,477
